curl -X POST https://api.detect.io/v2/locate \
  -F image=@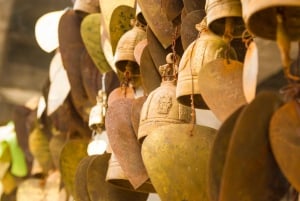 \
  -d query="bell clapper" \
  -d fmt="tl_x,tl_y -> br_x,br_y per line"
223,17 -> 234,64
276,9 -> 300,82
